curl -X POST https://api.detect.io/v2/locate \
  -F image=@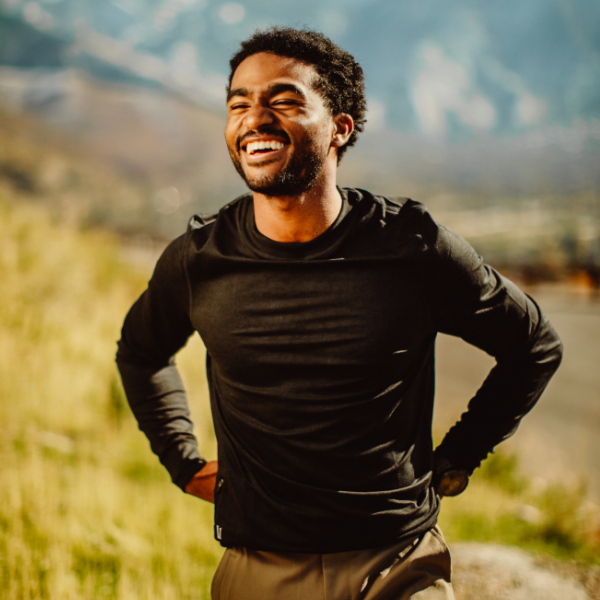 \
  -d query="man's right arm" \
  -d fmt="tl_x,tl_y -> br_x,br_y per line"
116,234 -> 209,493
